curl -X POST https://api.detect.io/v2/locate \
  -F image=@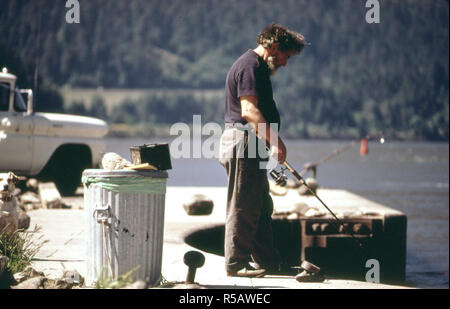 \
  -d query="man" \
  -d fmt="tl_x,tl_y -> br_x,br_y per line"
219,23 -> 307,277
